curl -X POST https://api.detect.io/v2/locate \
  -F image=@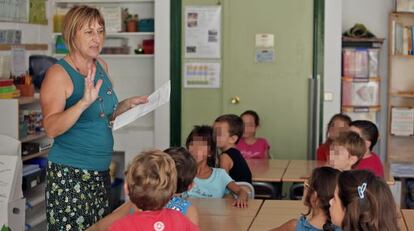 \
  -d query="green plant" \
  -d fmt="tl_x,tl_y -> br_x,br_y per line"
1,224 -> 11,231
